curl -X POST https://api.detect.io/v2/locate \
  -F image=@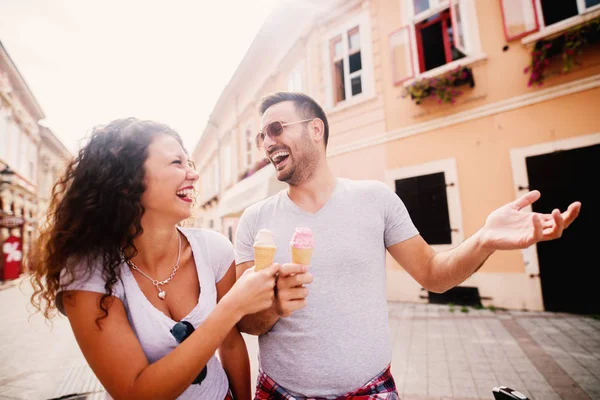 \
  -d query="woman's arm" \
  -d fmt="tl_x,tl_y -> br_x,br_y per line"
63,263 -> 277,400
217,262 -> 252,400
